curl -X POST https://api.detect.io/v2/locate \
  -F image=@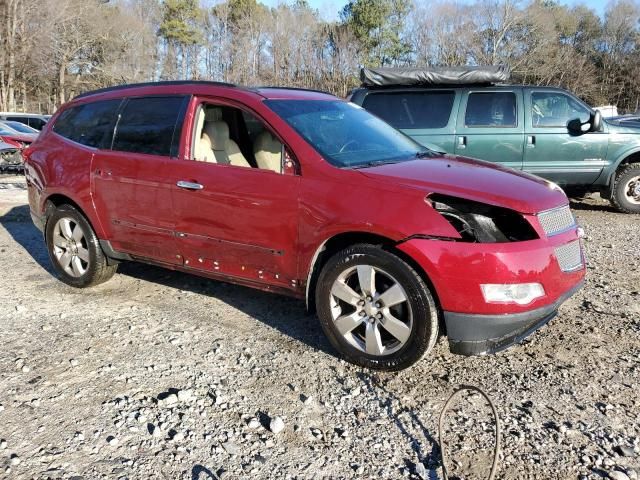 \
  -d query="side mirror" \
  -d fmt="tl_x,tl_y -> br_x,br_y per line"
590,109 -> 602,132
567,118 -> 583,133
